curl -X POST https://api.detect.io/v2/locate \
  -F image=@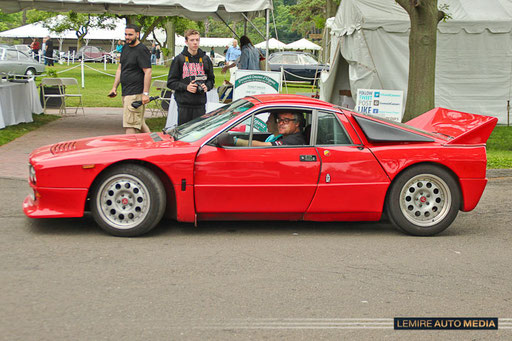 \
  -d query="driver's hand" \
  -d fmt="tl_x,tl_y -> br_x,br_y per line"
187,80 -> 197,93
